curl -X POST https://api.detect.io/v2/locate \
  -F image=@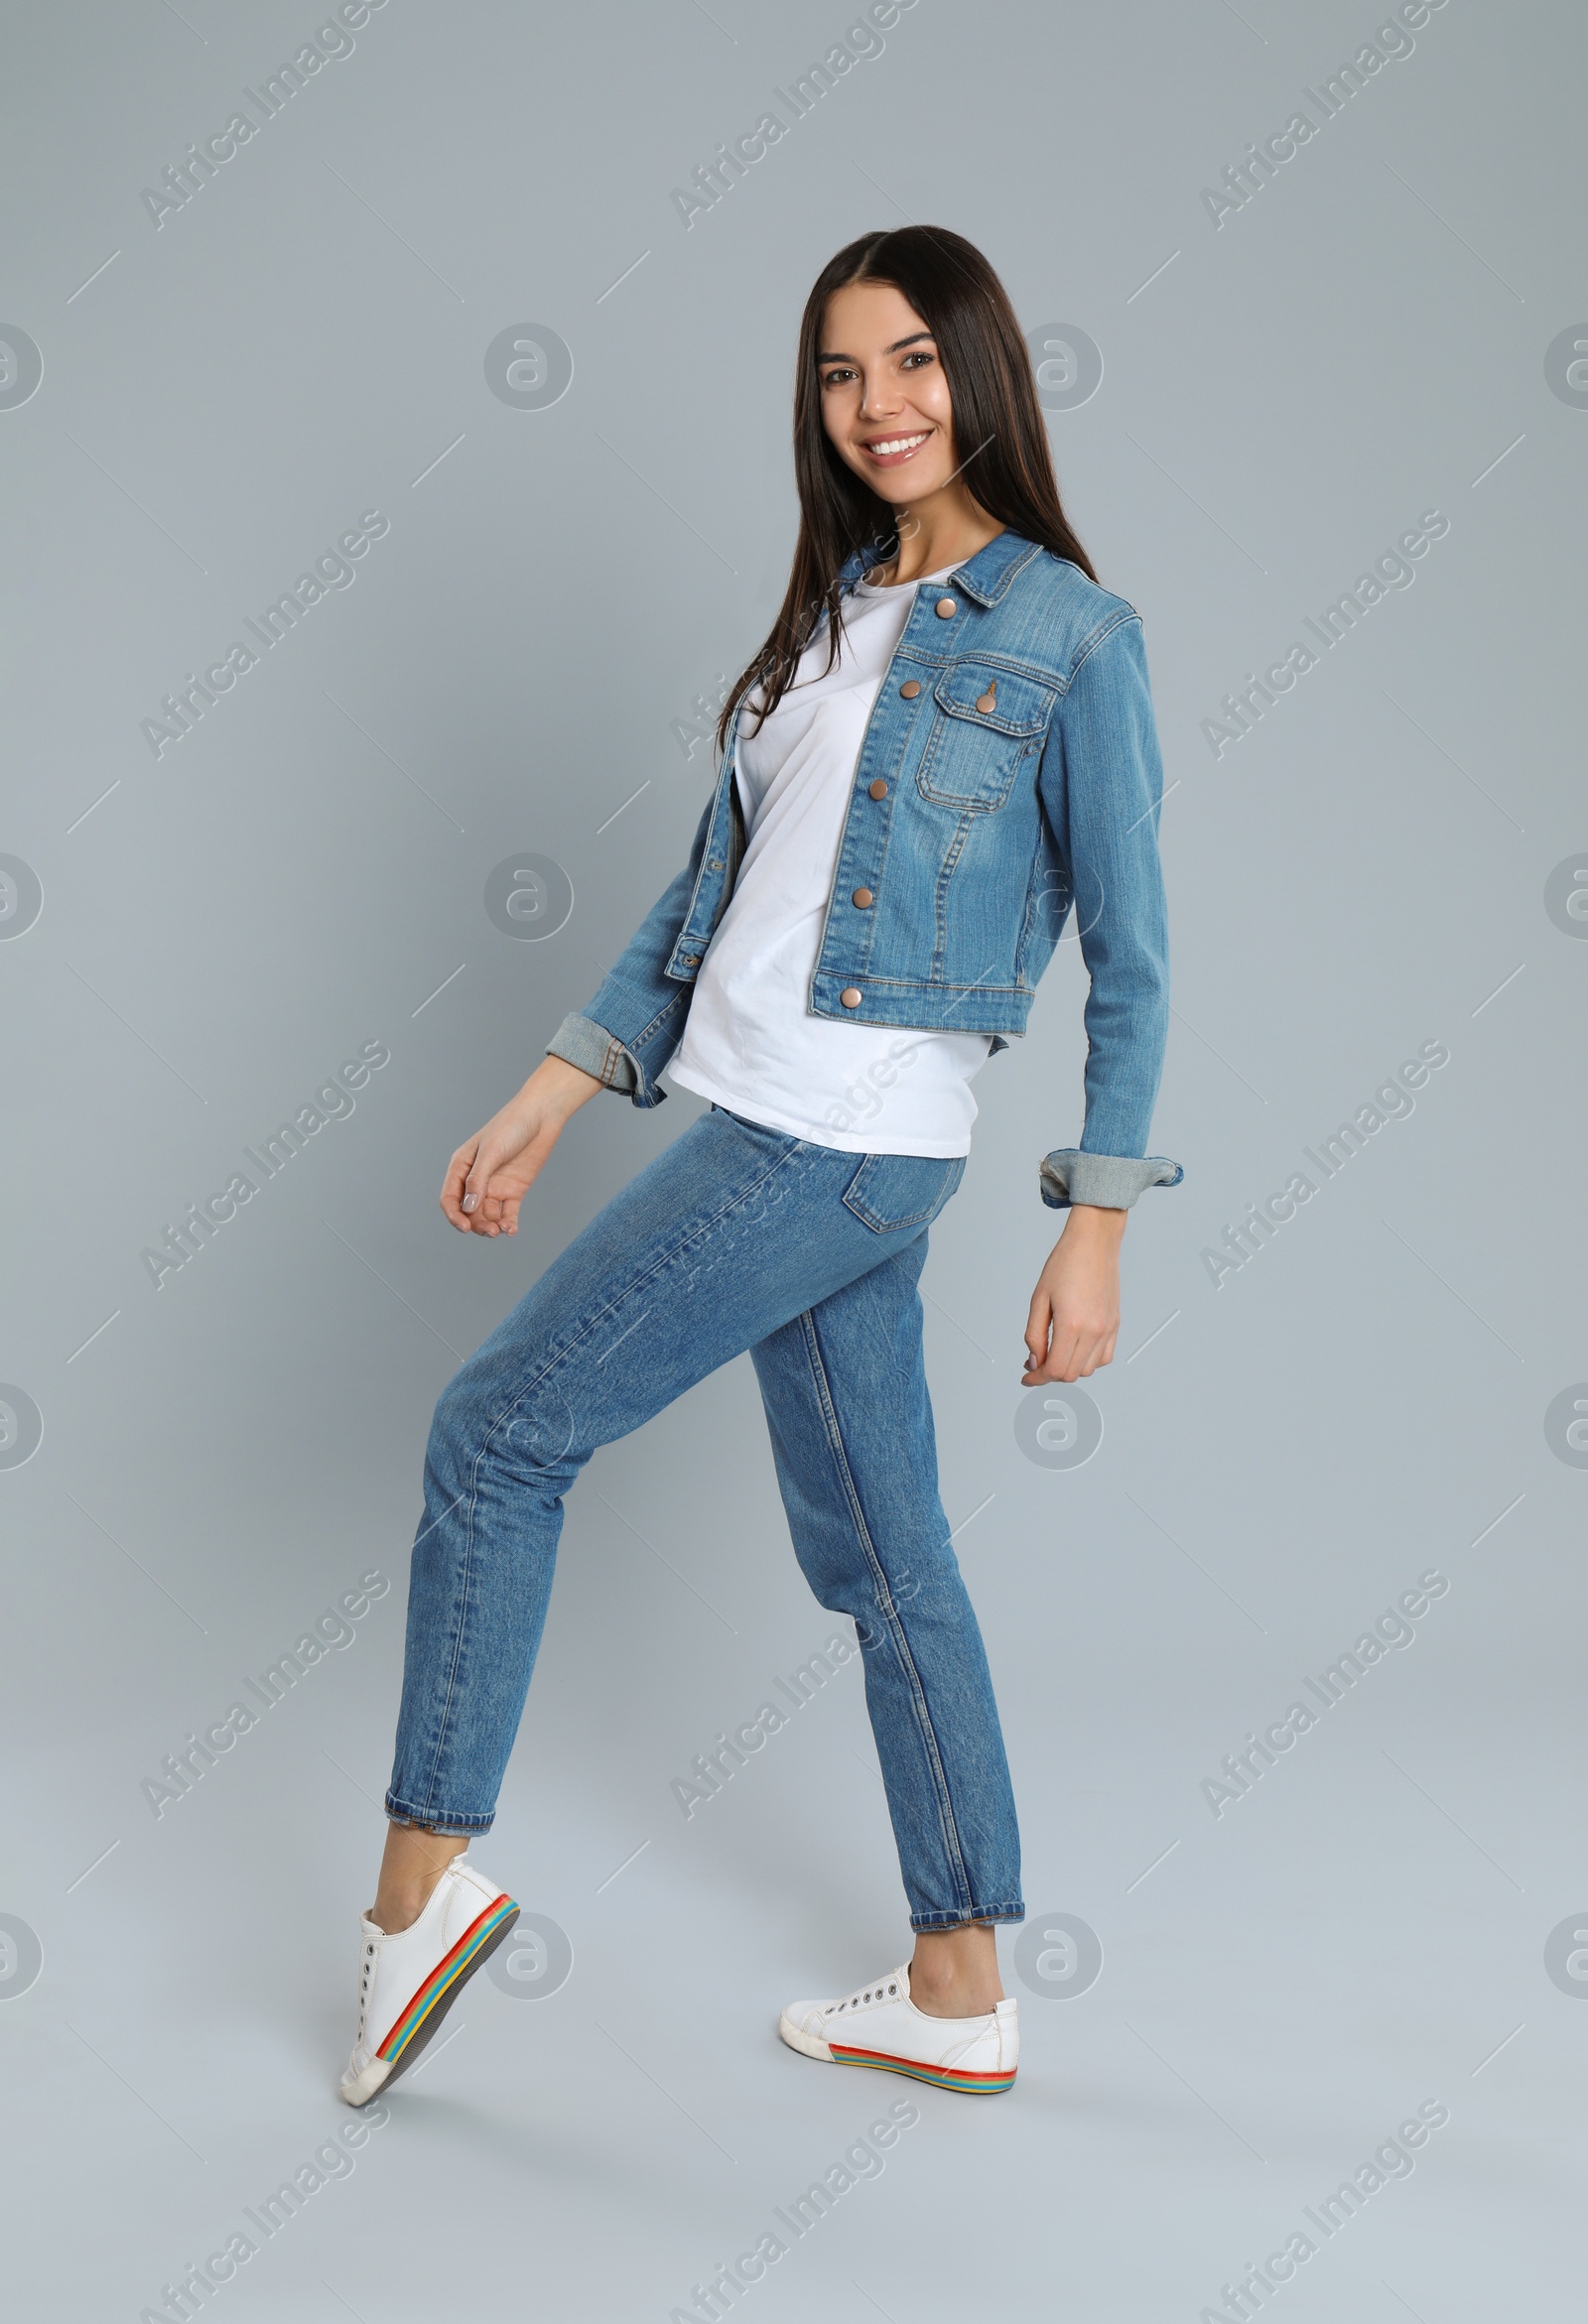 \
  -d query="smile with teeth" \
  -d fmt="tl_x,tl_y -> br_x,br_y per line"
863,430 -> 932,457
